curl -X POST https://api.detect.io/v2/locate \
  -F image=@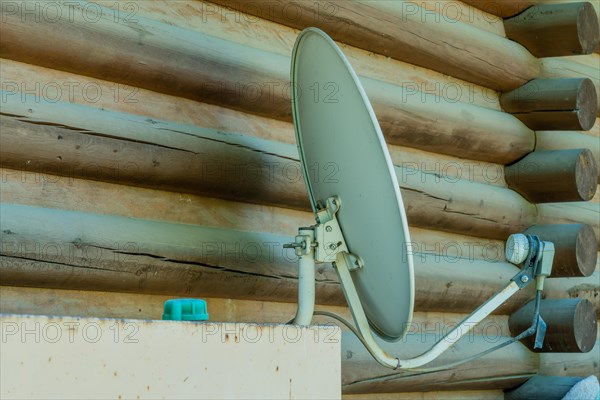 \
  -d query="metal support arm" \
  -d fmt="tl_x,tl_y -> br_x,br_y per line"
287,197 -> 553,369
335,252 -> 521,369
